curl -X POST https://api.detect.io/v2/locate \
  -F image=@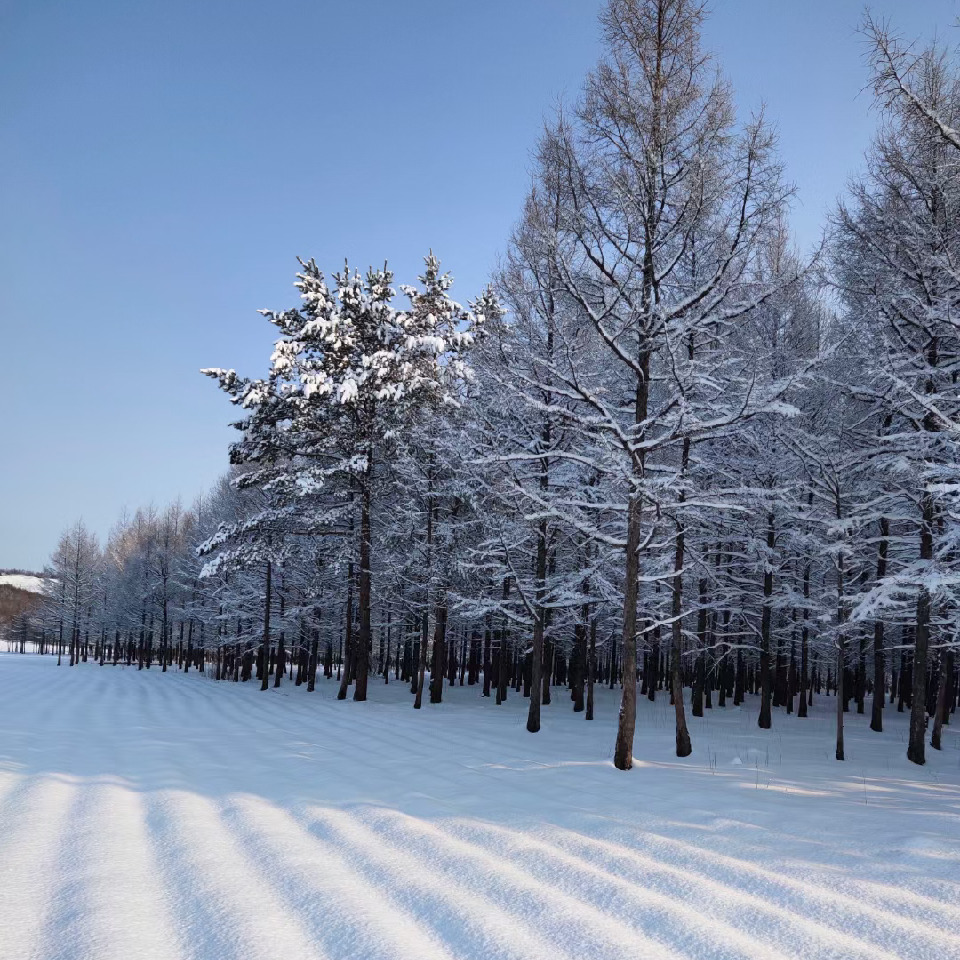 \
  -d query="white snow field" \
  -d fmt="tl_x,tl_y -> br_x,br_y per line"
0,574 -> 47,594
0,654 -> 958,960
